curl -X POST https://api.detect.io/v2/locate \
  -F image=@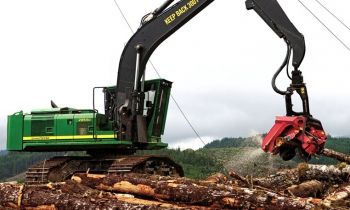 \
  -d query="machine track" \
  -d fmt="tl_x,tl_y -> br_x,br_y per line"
25,155 -> 184,185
